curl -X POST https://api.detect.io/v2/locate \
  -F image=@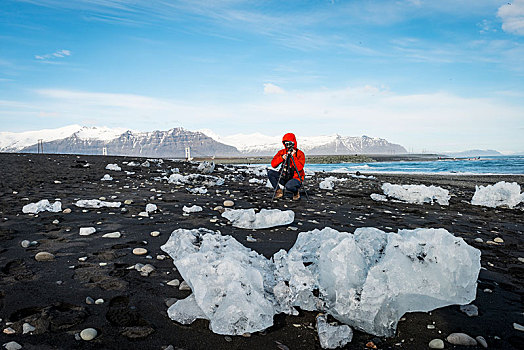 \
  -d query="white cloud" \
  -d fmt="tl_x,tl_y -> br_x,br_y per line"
35,49 -> 72,60
498,0 -> 524,35
263,83 -> 285,95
